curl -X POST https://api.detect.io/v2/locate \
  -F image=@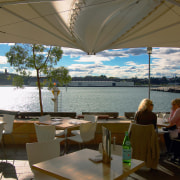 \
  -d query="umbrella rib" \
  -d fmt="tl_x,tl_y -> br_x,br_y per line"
96,1 -> 169,51
111,21 -> 180,48
90,1 -> 137,54
0,30 -> 48,44
1,6 -> 78,48
0,0 -> 63,6
28,3 -> 75,45
108,3 -> 180,48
